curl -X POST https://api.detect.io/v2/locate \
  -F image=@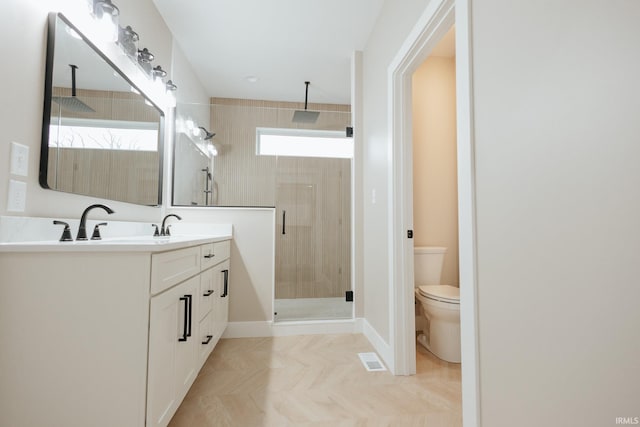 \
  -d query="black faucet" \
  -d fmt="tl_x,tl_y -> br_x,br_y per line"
77,204 -> 115,240
160,214 -> 182,236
